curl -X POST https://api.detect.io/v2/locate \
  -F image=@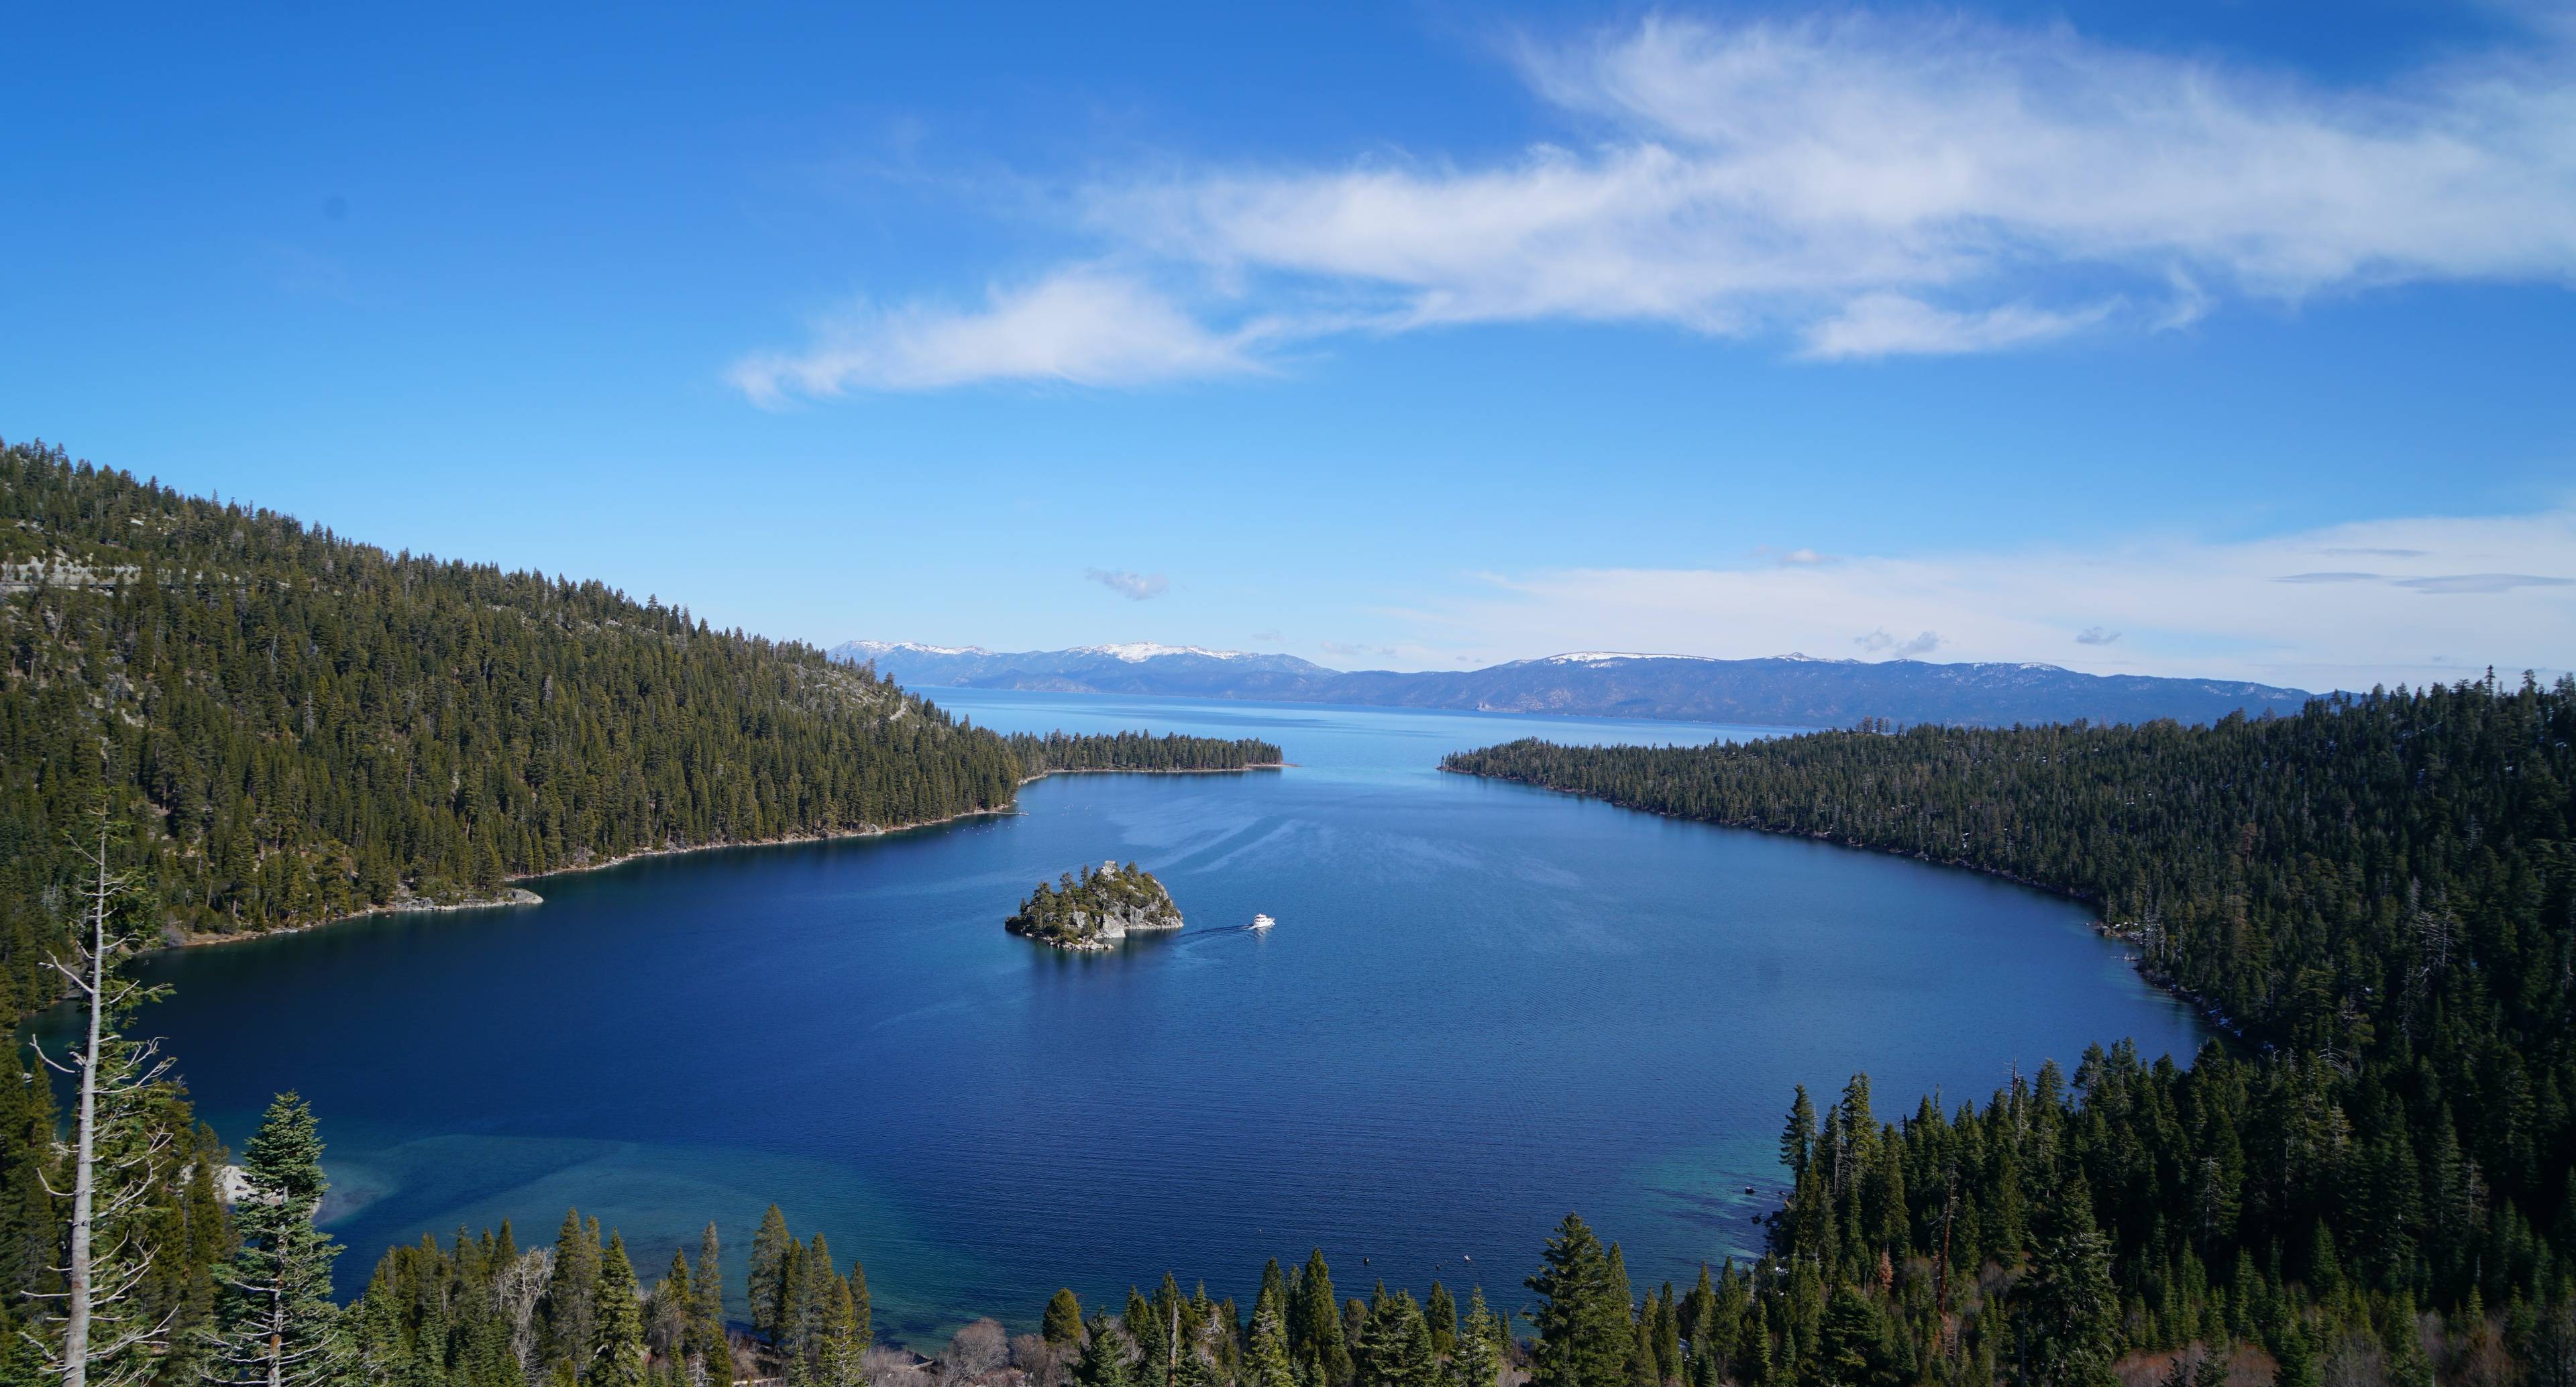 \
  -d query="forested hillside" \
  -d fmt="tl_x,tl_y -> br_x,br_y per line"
1004,730 -> 1282,776
0,444 -> 1259,1020
1447,681 -> 2576,1375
